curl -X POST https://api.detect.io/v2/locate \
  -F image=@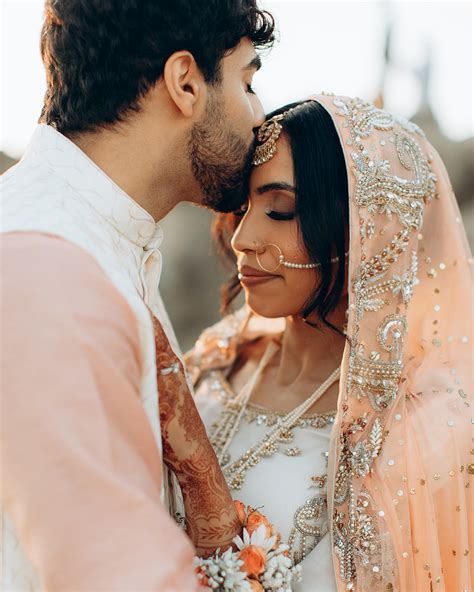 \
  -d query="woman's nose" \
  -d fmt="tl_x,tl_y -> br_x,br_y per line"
252,95 -> 265,128
231,215 -> 258,255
